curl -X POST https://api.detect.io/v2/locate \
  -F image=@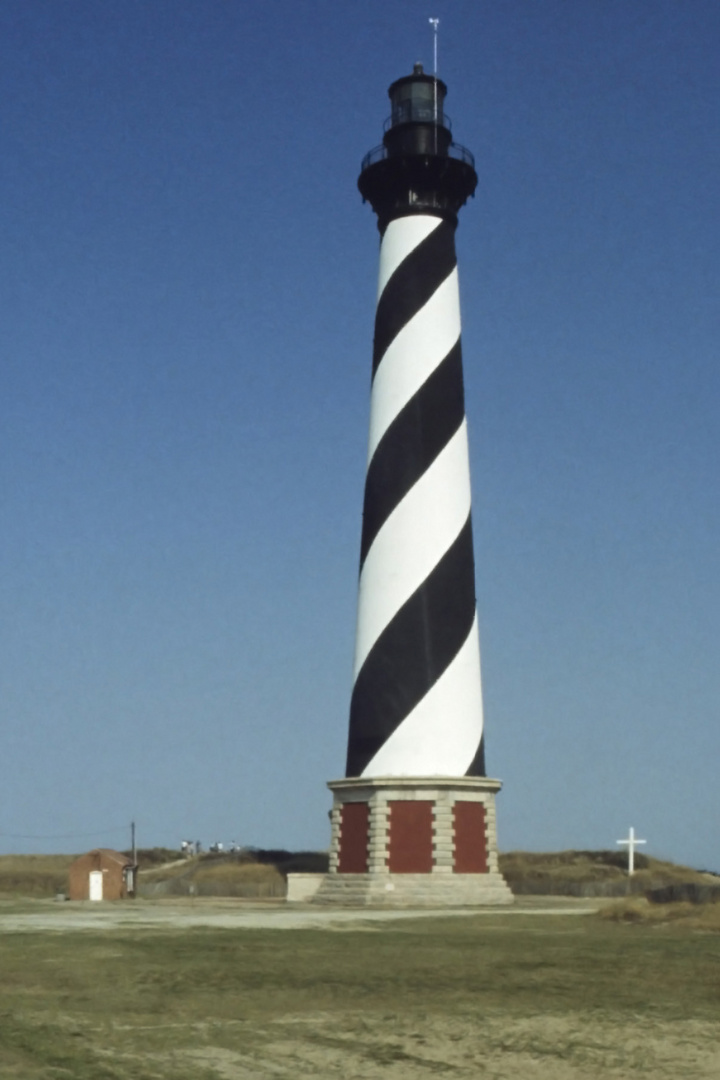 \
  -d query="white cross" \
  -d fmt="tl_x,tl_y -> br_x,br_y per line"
616,826 -> 647,875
